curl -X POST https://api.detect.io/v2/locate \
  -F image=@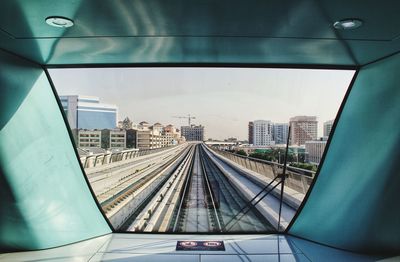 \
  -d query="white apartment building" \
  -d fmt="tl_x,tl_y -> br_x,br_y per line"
136,123 -> 183,149
137,129 -> 163,150
323,120 -> 334,137
253,120 -> 275,146
305,140 -> 327,164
